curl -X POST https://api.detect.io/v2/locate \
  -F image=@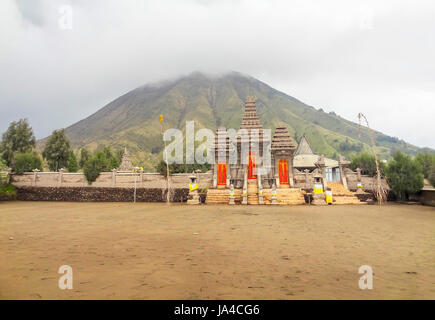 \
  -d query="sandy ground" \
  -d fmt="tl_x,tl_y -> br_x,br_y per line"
0,201 -> 434,300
